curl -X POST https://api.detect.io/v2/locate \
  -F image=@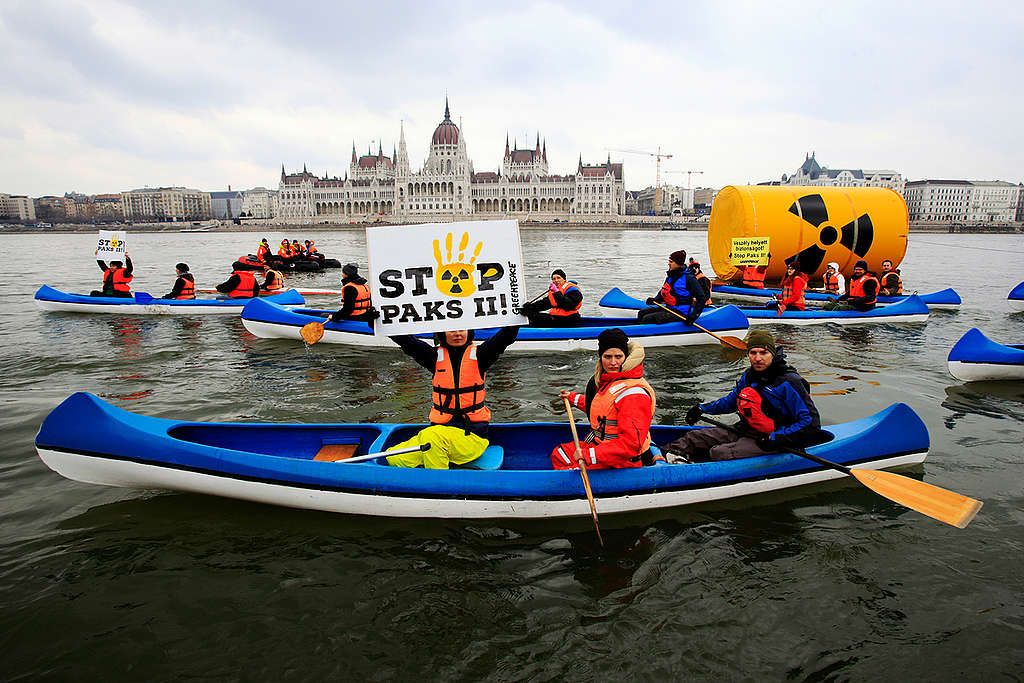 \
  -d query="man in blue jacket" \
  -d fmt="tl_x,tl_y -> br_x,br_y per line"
636,249 -> 705,325
663,329 -> 824,462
